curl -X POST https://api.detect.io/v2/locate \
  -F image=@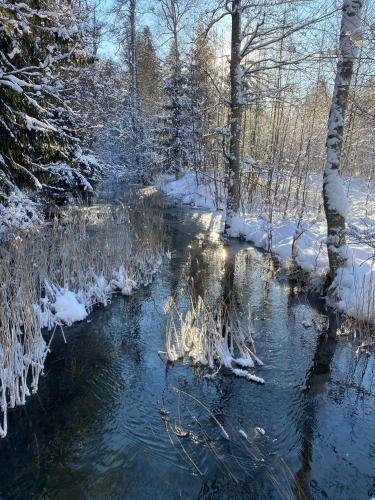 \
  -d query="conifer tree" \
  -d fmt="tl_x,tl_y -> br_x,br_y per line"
136,26 -> 163,115
158,60 -> 199,176
0,0 -> 100,216
188,24 -> 217,170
